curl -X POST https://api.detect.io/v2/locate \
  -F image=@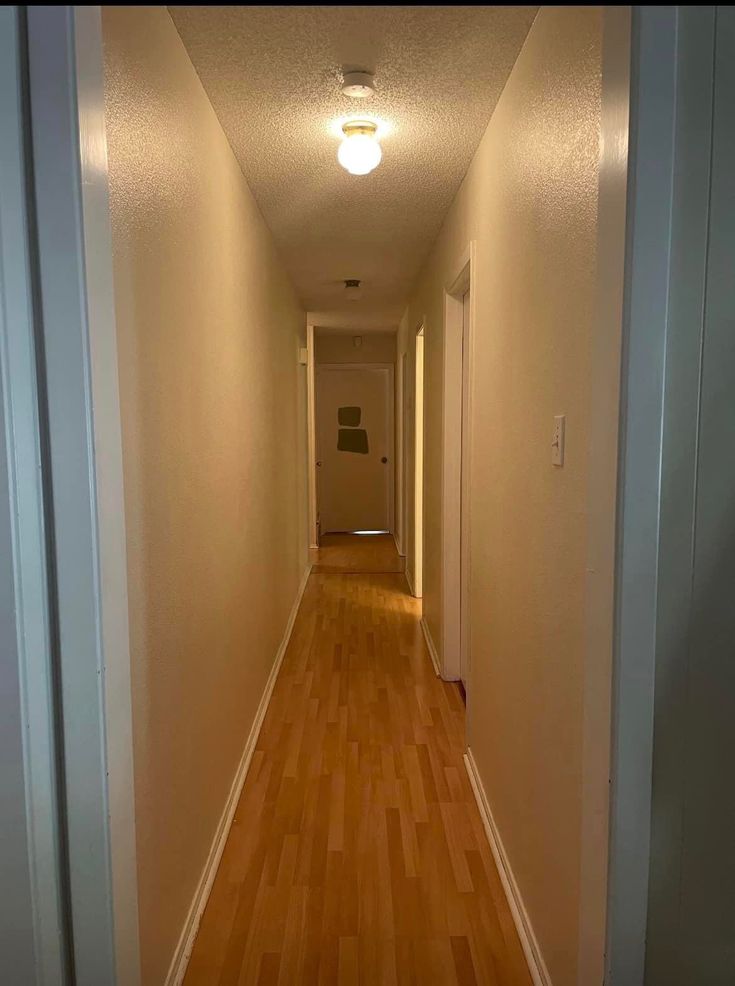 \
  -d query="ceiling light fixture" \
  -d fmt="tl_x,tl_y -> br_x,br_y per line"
344,279 -> 362,301
337,120 -> 382,176
341,70 -> 375,99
